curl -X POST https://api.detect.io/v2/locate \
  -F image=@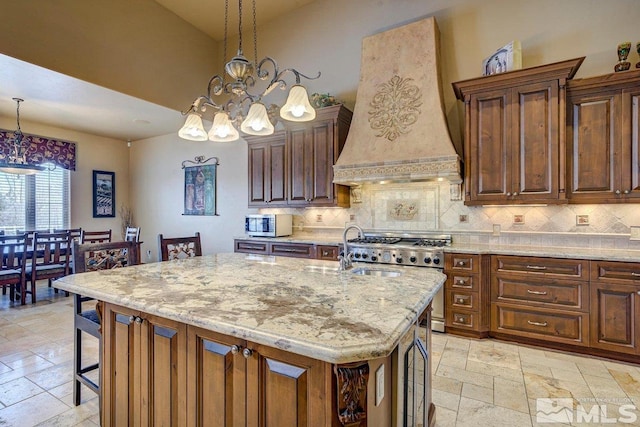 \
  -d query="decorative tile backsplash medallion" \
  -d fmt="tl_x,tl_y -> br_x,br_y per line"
387,199 -> 419,221
371,184 -> 438,230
